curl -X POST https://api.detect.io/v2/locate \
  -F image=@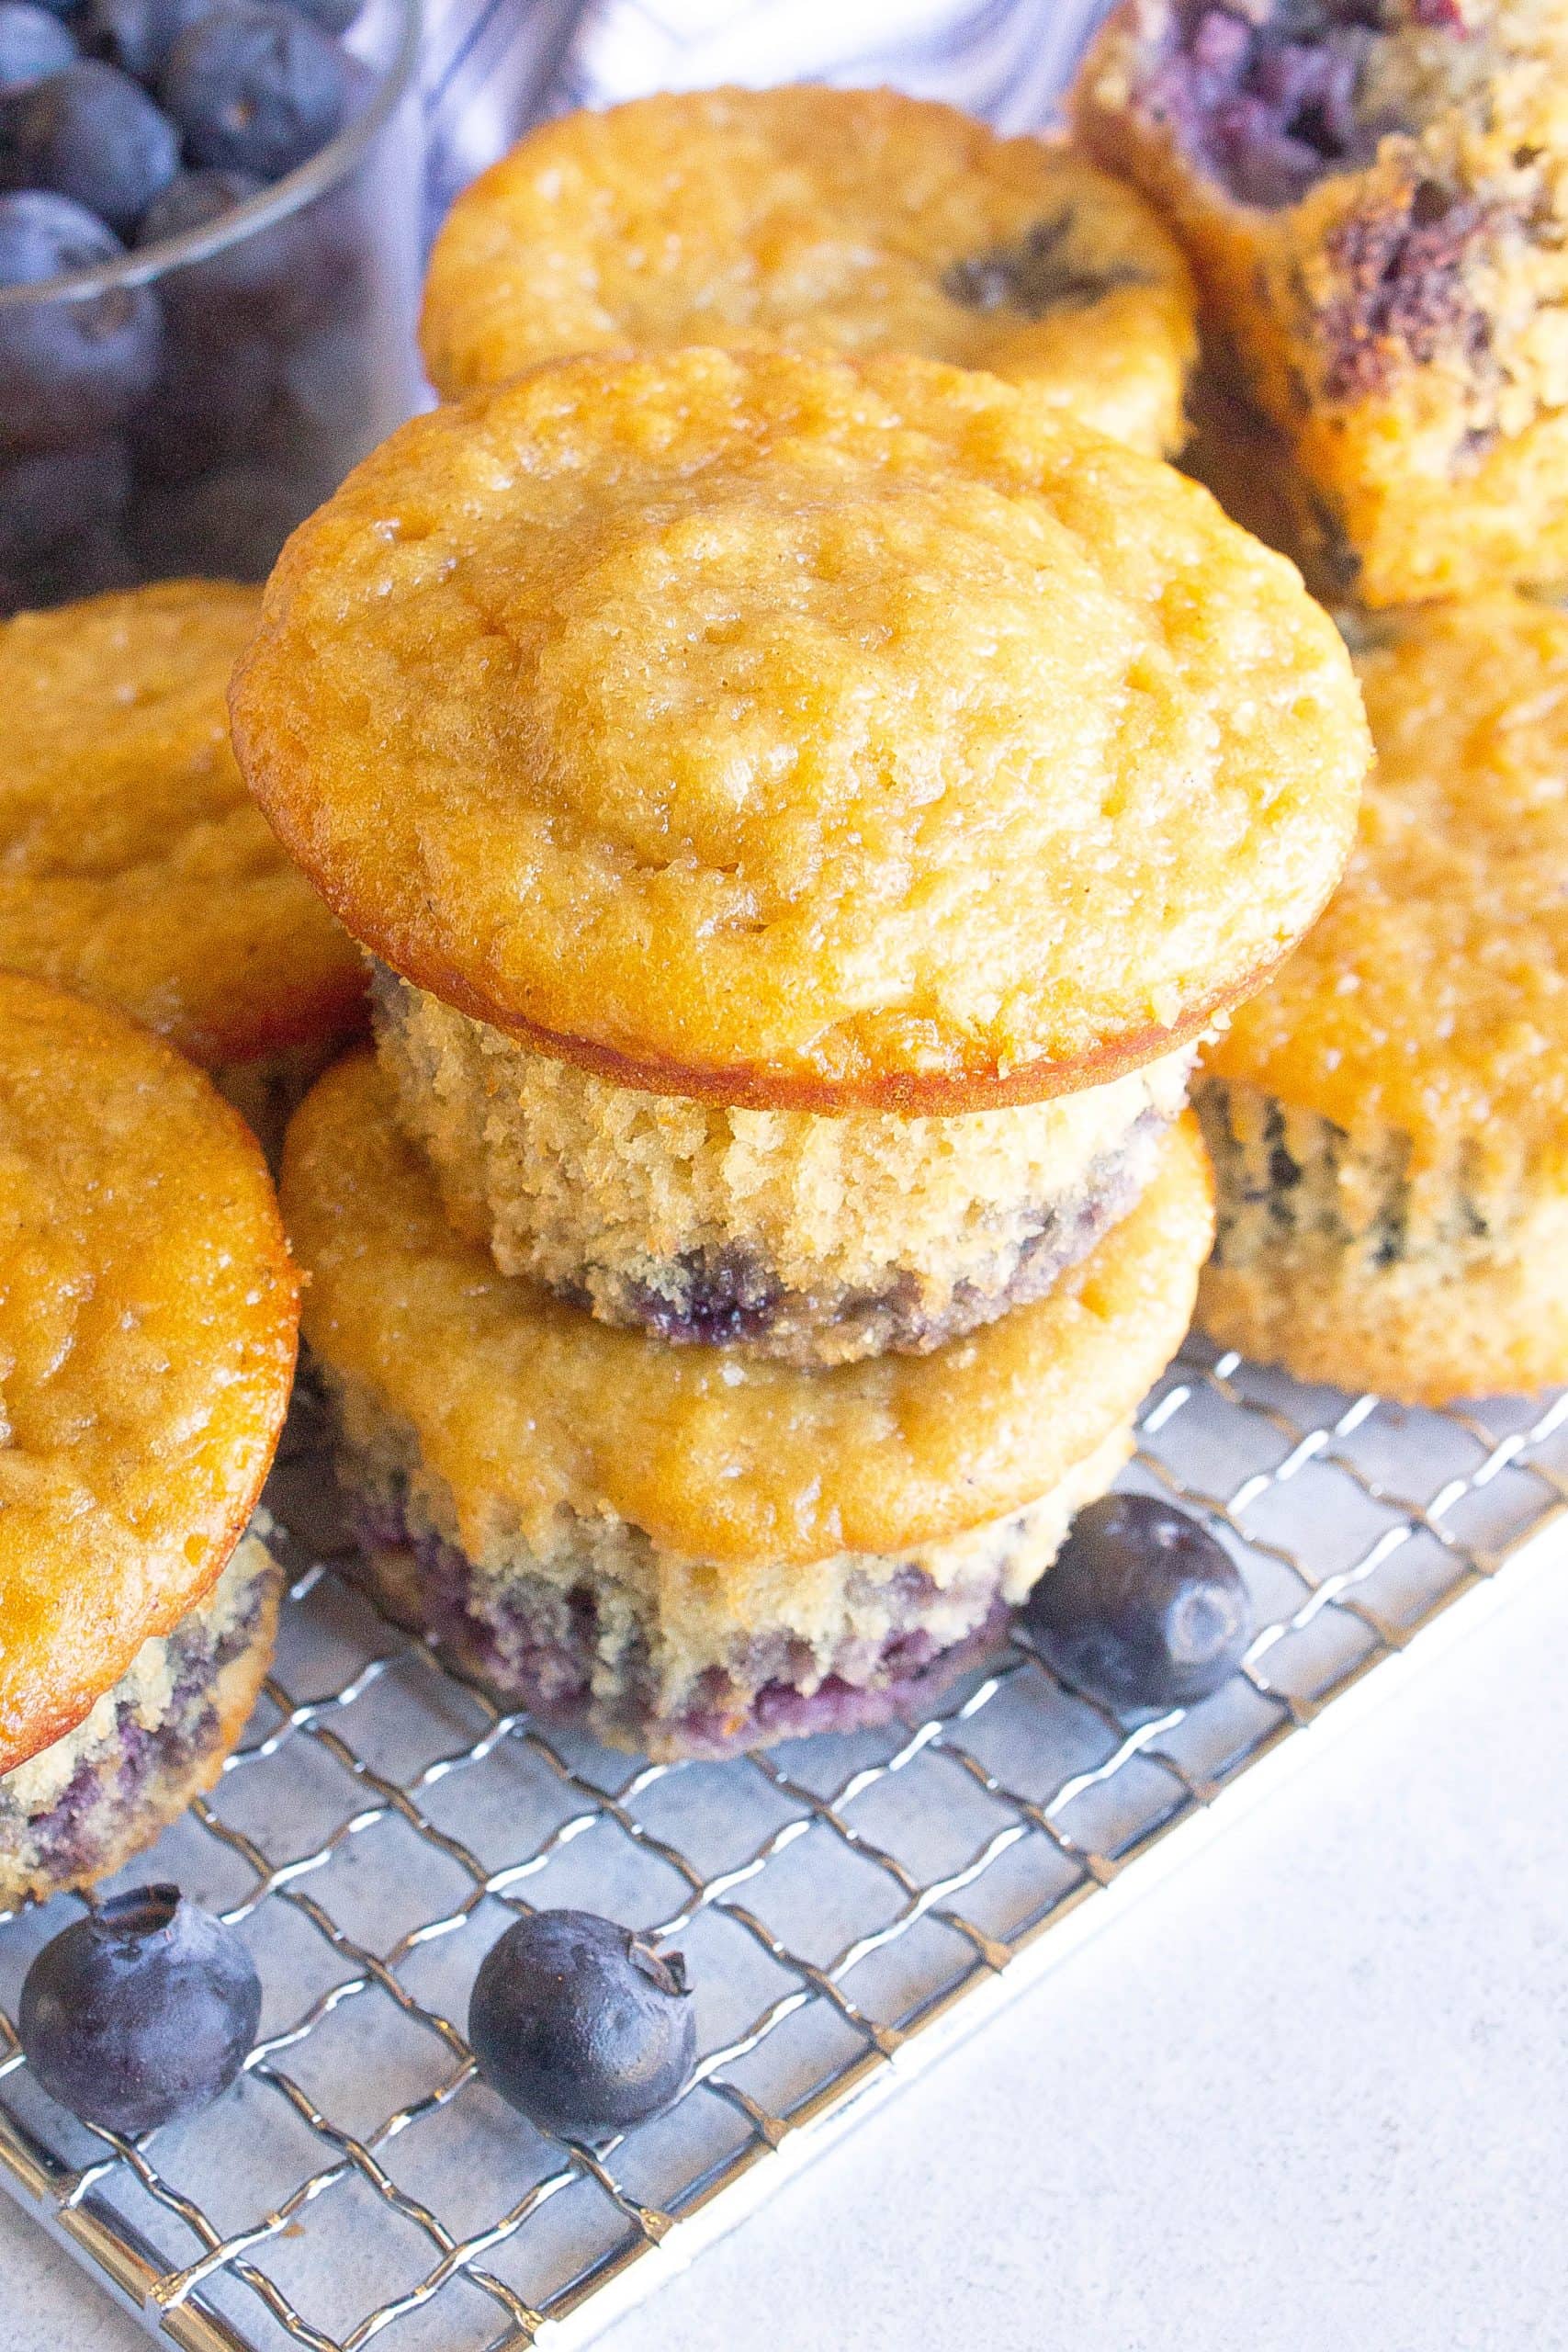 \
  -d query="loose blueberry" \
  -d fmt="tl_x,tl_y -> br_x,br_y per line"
161,1 -> 347,179
84,0 -> 218,84
7,60 -> 180,235
17,1885 -> 262,2139
1022,1493 -> 1252,1713
0,2 -> 76,97
0,189 -> 162,451
468,1909 -> 696,2140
